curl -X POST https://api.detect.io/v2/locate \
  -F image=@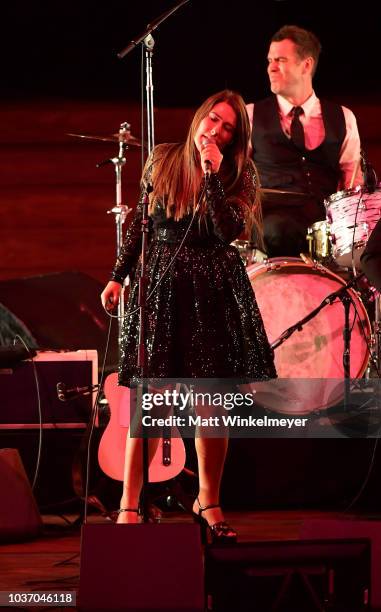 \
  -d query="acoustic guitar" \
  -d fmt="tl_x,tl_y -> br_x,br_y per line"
98,373 -> 186,482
